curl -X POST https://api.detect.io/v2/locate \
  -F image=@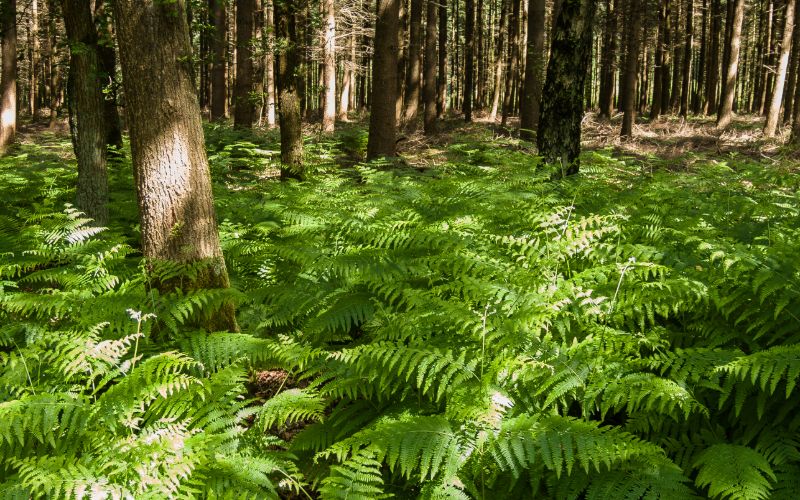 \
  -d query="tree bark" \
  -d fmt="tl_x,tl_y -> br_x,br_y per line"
679,0 -> 693,117
464,0 -> 475,121
621,0 -> 642,137
519,0 -> 545,139
321,0 -> 336,132
489,0 -> 507,121
598,0 -> 617,119
501,0 -> 521,126
0,0 -> 16,154
46,0 -> 59,128
764,0 -> 795,136
234,0 -> 262,128
93,2 -> 123,151
660,0 -> 672,112
210,0 -> 228,120
424,0 -> 437,134
717,0 -> 745,129
784,0 -> 800,122
61,0 -> 109,225
265,0 -> 276,127
339,31 -> 353,121
113,0 -> 237,332
367,0 -> 400,159
437,0 -> 447,118
703,0 -> 720,114
652,0 -> 666,118
404,0 -> 423,124
275,0 -> 303,177
537,0 -> 595,176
